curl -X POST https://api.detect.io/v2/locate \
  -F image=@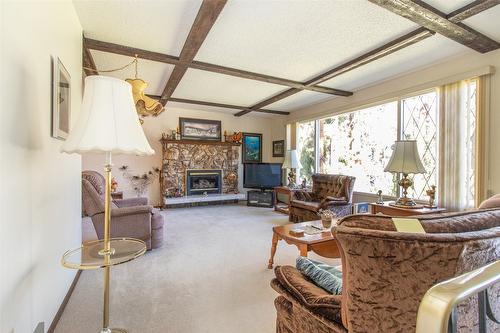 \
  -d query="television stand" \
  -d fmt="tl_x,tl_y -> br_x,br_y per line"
247,189 -> 274,208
